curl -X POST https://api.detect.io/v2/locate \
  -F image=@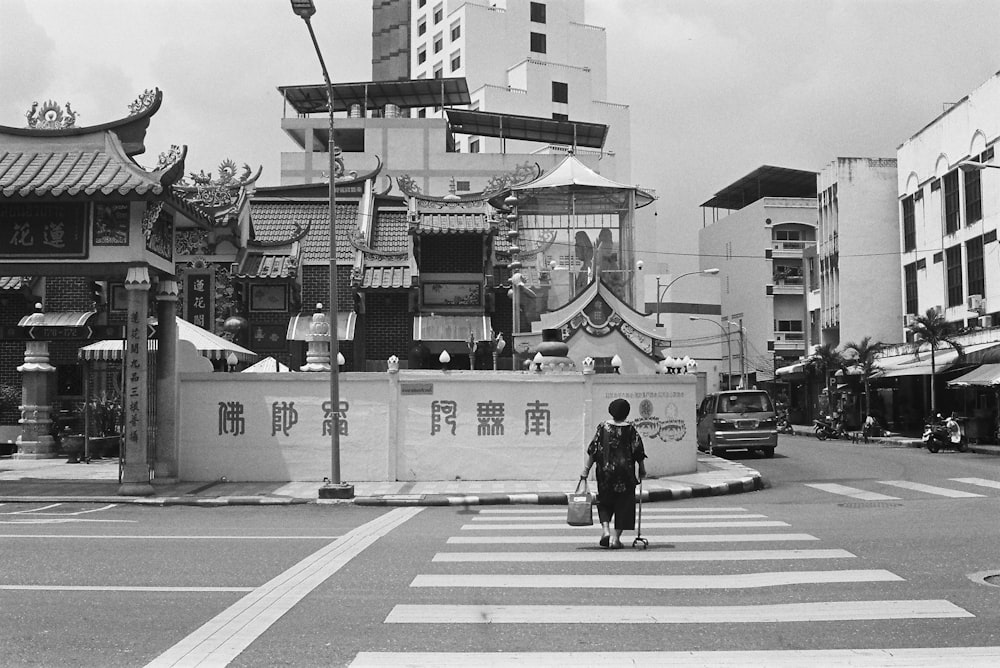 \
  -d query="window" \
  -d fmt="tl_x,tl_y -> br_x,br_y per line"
451,21 -> 461,40
774,229 -> 801,241
902,194 -> 916,252
417,108 -> 426,118
776,320 -> 803,332
552,112 -> 568,121
433,3 -> 443,23
552,81 -> 568,103
417,47 -> 427,64
434,34 -> 443,53
965,166 -> 982,225
450,51 -> 461,71
433,64 -> 442,79
530,31 -> 547,54
946,244 -> 963,307
944,170 -> 960,234
456,180 -> 470,192
904,262 -> 918,316
930,178 -> 941,192
418,19 -> 426,36
418,0 -> 426,6
469,138 -> 479,153
531,2 -> 546,23
968,235 -> 985,298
